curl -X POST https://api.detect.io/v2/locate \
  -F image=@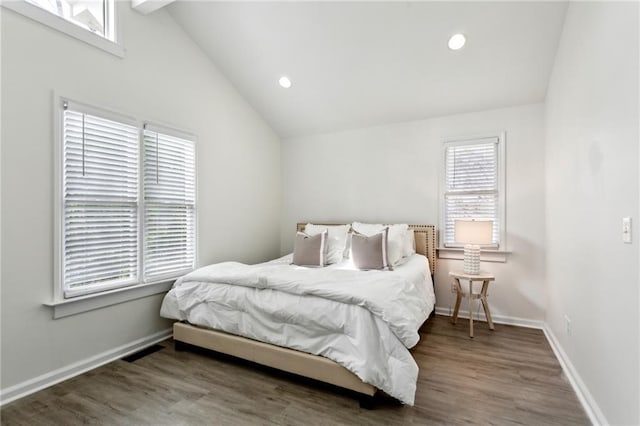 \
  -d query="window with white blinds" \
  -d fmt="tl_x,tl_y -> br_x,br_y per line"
143,128 -> 196,280
58,98 -> 197,299
62,102 -> 139,297
442,136 -> 504,248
